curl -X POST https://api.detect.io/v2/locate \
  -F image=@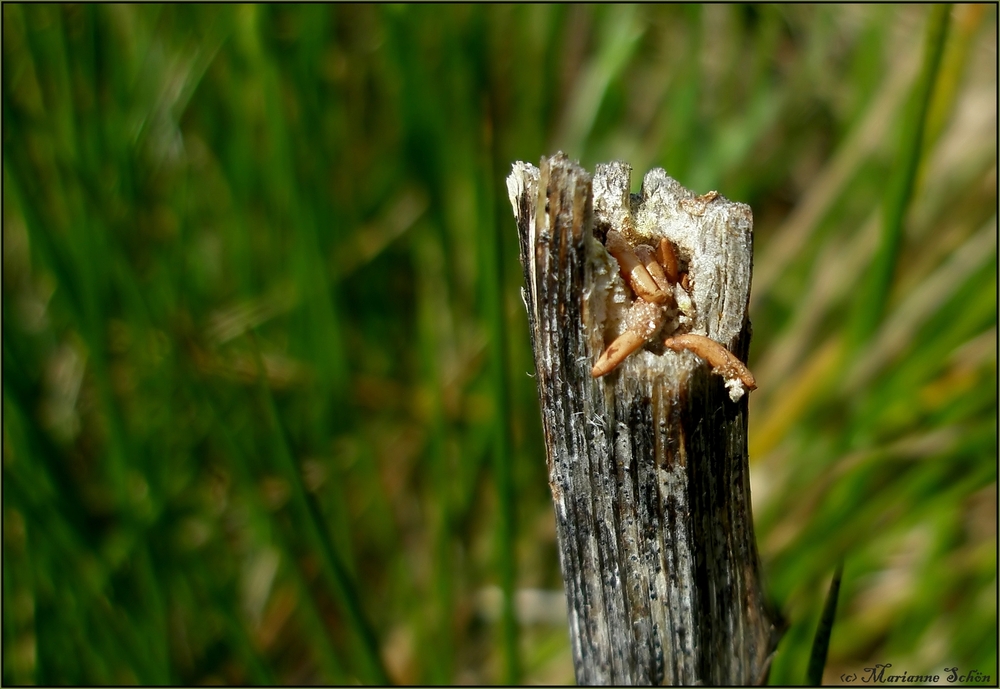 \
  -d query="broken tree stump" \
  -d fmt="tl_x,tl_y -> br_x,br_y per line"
507,153 -> 781,685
